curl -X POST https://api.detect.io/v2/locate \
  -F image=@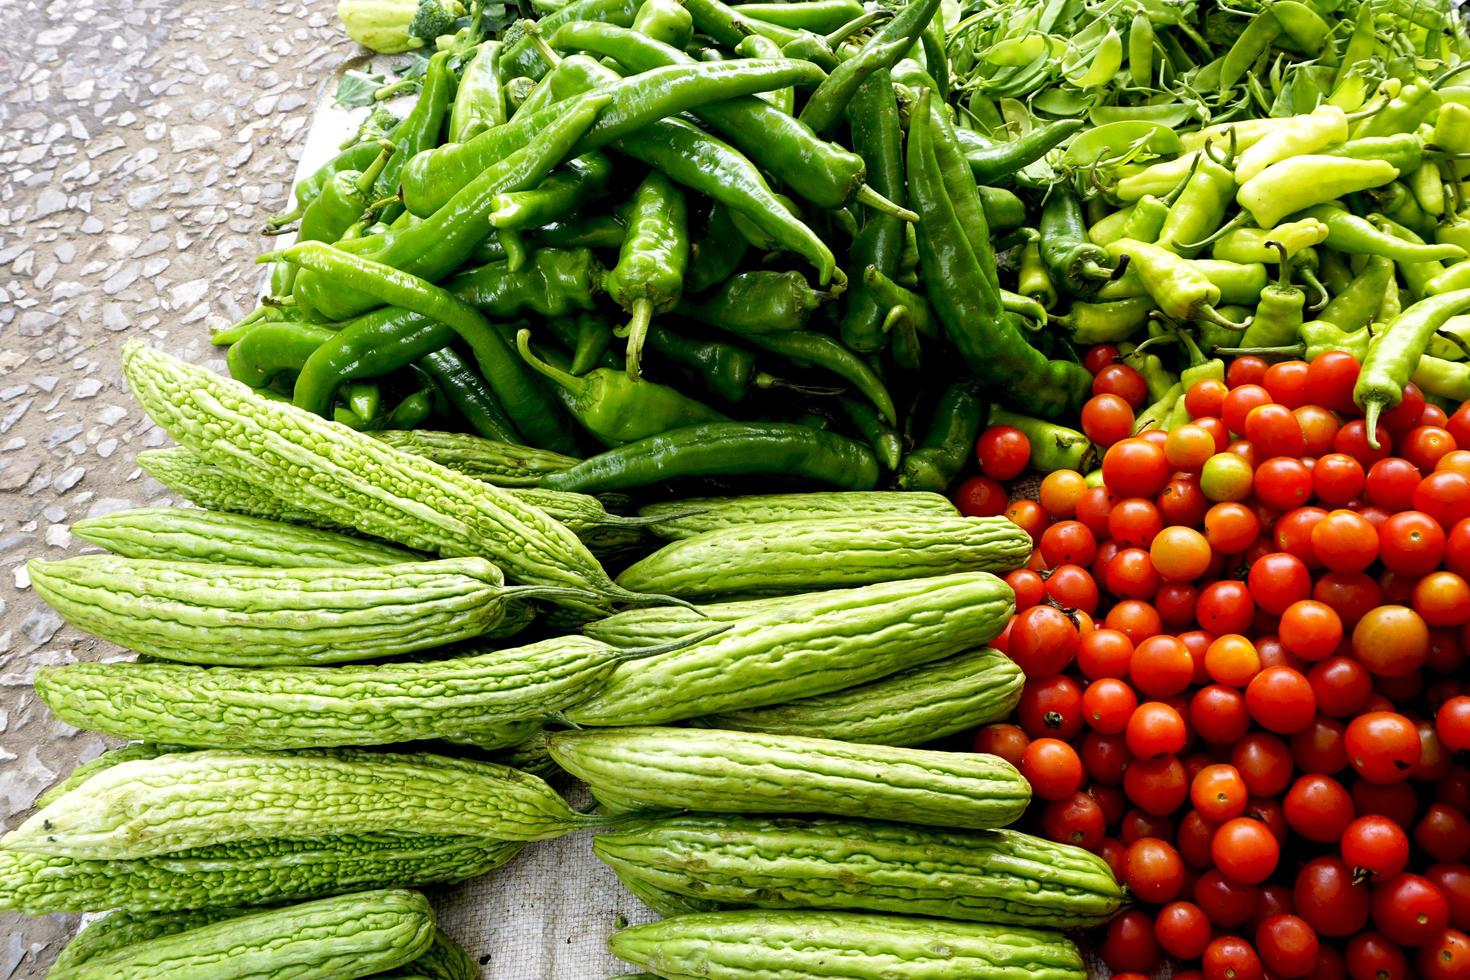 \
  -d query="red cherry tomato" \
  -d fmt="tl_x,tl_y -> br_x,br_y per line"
1313,452 -> 1366,506
1438,696 -> 1470,753
1416,471 -> 1470,530
1008,605 -> 1081,678
1402,425 -> 1459,472
1417,928 -> 1470,980
1131,635 -> 1196,698
1306,351 -> 1361,413
1366,458 -> 1424,511
1082,393 -> 1135,447
1232,732 -> 1294,796
1278,599 -> 1344,662
1020,737 -> 1085,800
1157,900 -> 1213,959
1382,382 -> 1428,435
1212,815 -> 1281,884
1372,873 -> 1450,947
1256,456 -> 1315,511
1101,909 -> 1163,974
1198,580 -> 1256,635
1248,553 -> 1312,615
1337,419 -> 1394,466
1295,856 -> 1371,937
1284,774 -> 1355,843
1346,712 -> 1422,784
1041,791 -> 1107,850
1124,836 -> 1187,903
1346,931 -> 1412,980
1247,404 -> 1307,458
1256,914 -> 1320,979
1263,361 -> 1311,407
977,425 -> 1031,480
1104,439 -> 1172,498
1094,363 -> 1150,408
1124,755 -> 1189,816
1352,606 -> 1430,678
1192,684 -> 1251,744
1204,935 -> 1264,980
1126,701 -> 1188,758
